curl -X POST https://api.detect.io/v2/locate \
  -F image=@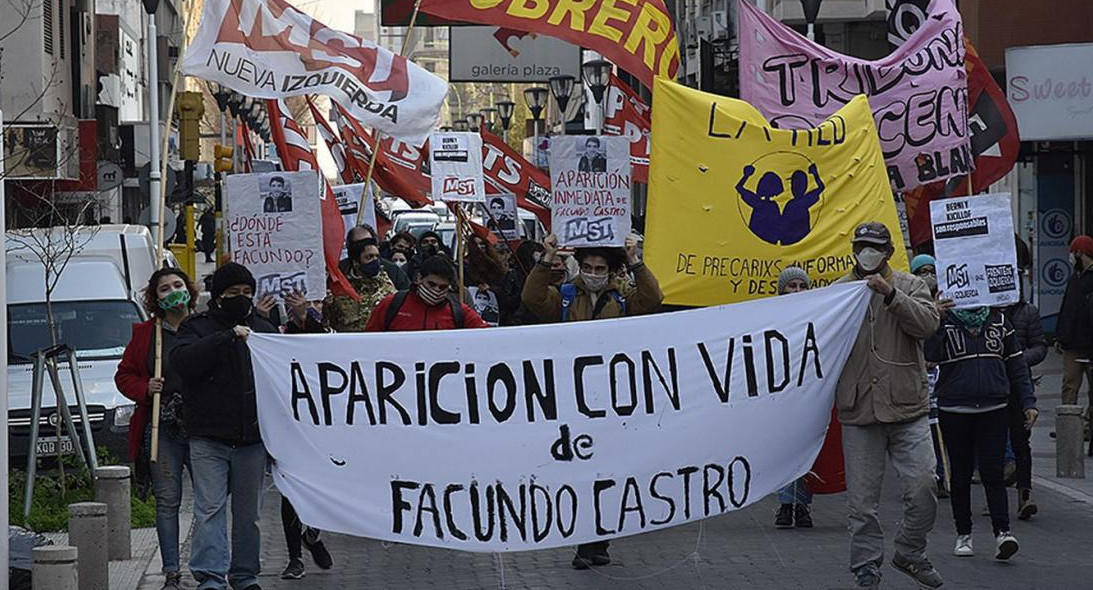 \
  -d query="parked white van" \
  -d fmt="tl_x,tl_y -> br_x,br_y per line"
6,225 -> 166,463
